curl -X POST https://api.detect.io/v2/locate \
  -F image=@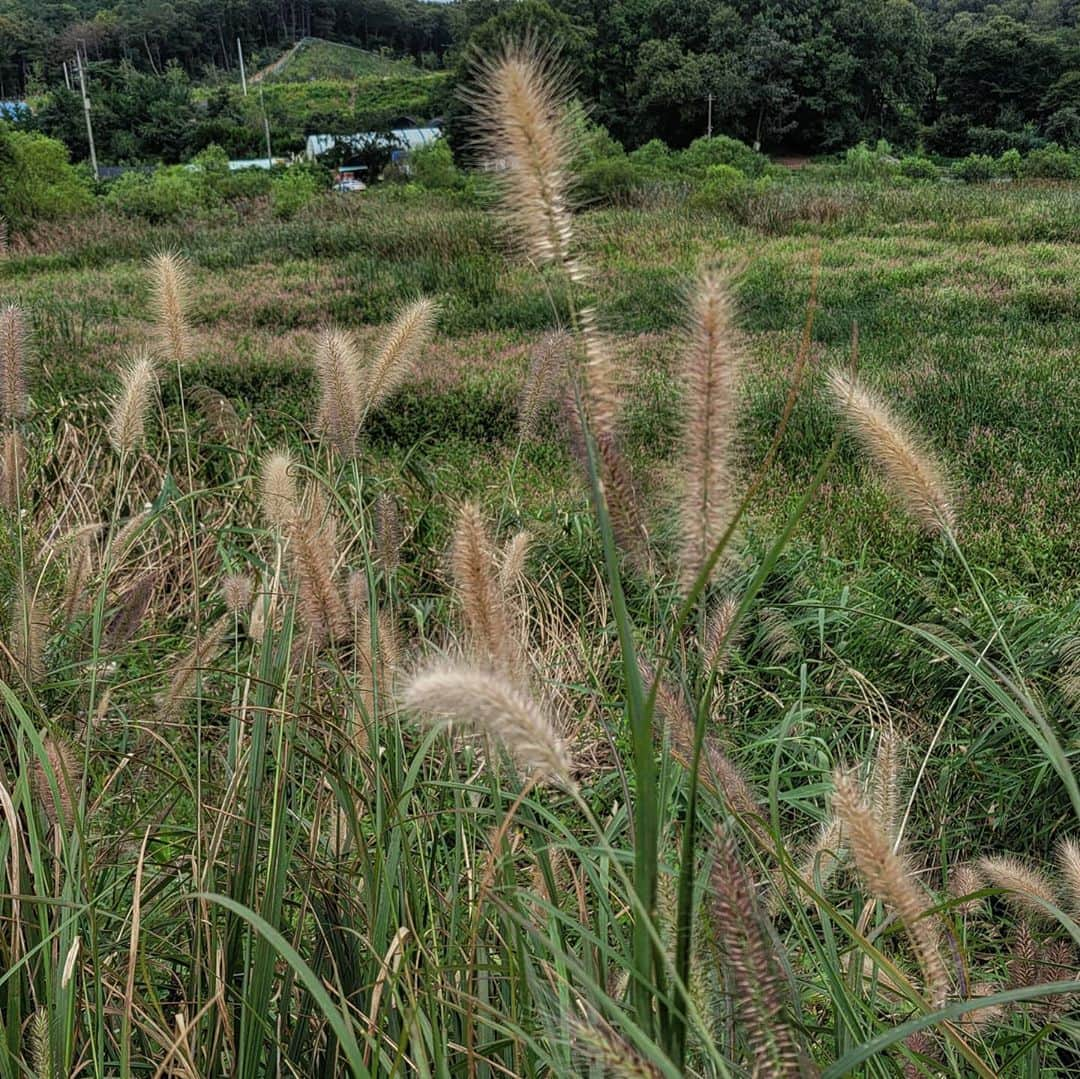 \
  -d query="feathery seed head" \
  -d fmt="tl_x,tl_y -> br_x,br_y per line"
31,734 -> 78,828
518,330 -> 570,439
949,862 -> 986,914
11,578 -> 46,684
832,767 -> 950,1006
466,42 -> 579,277
148,250 -> 192,363
403,661 -> 573,786
978,855 -> 1059,920
1057,837 -> 1080,912
710,828 -> 816,1077
314,327 -> 362,455
374,491 -> 403,574
222,573 -> 254,615
0,304 -> 29,421
107,350 -> 158,455
827,367 -> 955,535
678,271 -> 741,593
288,486 -> 347,647
260,449 -> 298,529
0,429 -> 25,512
362,297 -> 438,416
451,501 -> 519,675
